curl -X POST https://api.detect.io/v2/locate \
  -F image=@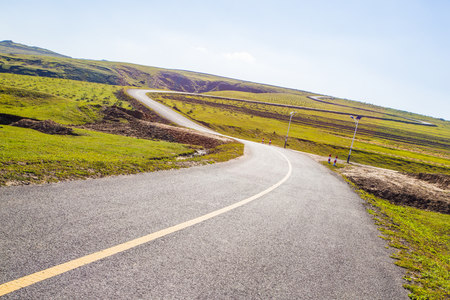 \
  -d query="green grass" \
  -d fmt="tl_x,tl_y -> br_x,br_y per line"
356,188 -> 450,299
0,74 -> 244,185
320,161 -> 346,170
0,125 -> 243,186
0,125 -> 191,185
0,73 -> 129,124
149,92 -> 450,174
204,90 -> 439,125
